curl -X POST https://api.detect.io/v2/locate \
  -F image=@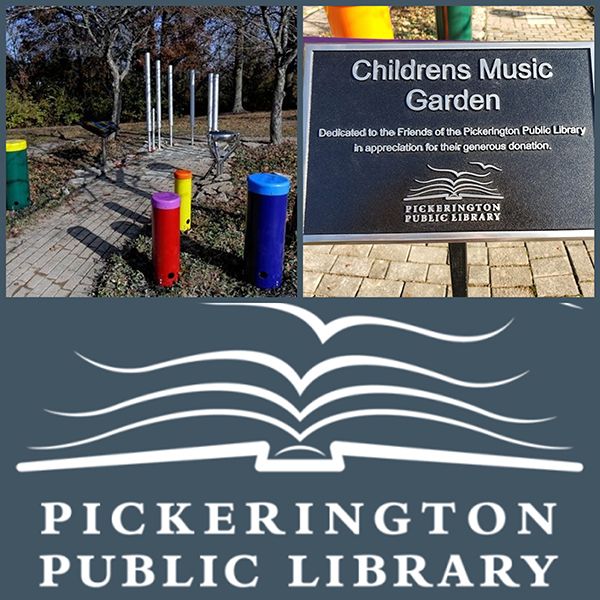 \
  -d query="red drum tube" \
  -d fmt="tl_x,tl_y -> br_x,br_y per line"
151,191 -> 180,287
